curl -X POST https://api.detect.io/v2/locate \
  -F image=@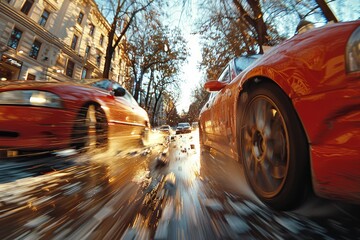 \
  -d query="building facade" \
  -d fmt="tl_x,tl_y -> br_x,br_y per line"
0,0 -> 127,82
